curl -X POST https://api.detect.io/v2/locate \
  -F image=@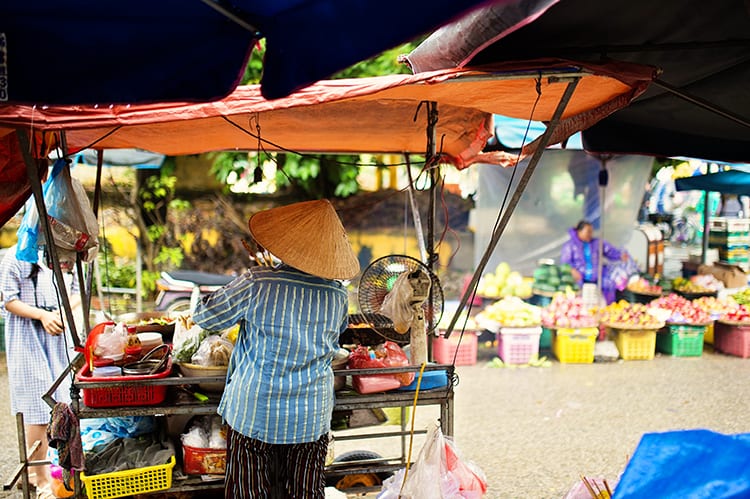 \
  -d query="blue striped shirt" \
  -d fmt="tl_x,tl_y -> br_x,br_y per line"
192,265 -> 348,444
